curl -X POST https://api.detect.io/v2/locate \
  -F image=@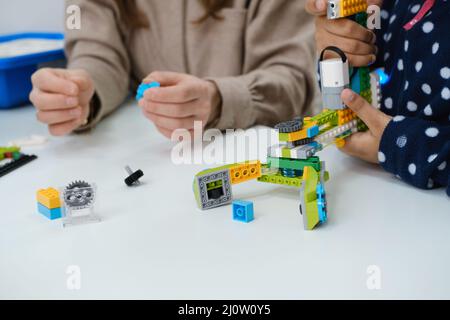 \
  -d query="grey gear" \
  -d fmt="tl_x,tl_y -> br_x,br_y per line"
274,117 -> 304,133
63,180 -> 94,209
